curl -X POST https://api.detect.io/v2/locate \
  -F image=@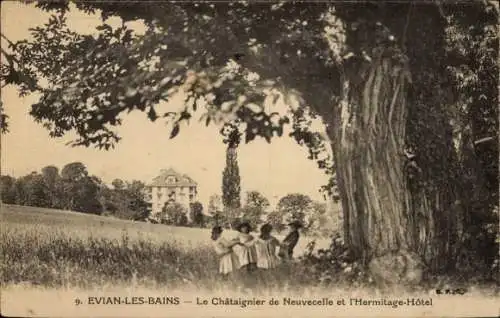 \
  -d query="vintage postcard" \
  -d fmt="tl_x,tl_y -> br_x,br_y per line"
1,0 -> 498,317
